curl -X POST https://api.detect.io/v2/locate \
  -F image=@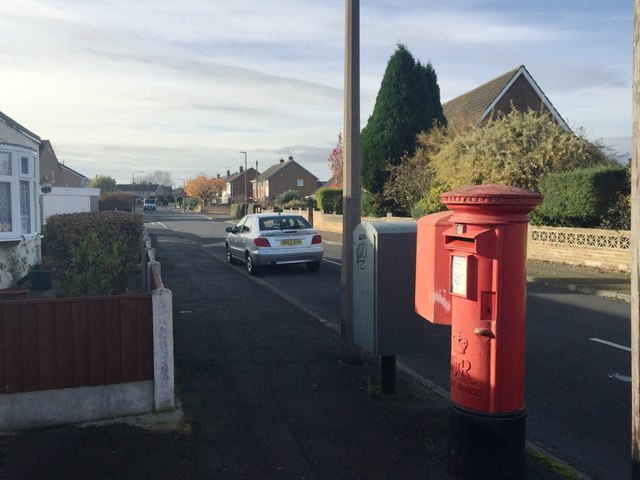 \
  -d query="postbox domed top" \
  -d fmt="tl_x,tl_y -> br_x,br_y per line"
441,184 -> 542,223
441,184 -> 542,206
